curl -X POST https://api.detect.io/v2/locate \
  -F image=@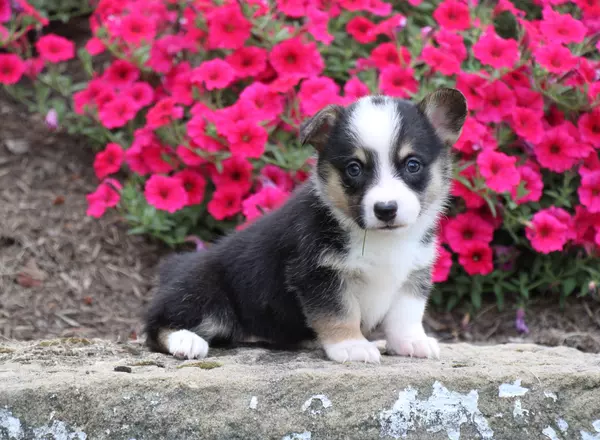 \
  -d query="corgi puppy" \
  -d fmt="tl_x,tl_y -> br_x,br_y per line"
144,88 -> 467,363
